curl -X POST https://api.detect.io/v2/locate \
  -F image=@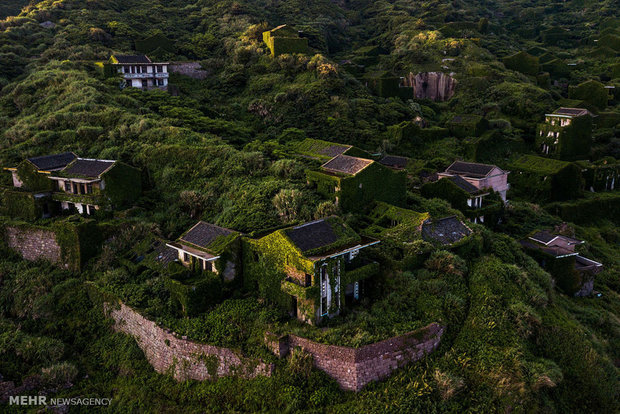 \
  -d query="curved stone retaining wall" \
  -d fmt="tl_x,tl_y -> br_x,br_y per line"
266,323 -> 444,391
105,302 -> 273,381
